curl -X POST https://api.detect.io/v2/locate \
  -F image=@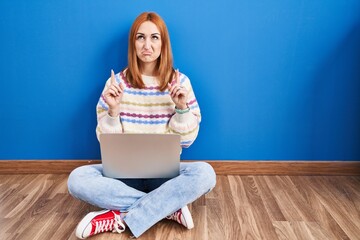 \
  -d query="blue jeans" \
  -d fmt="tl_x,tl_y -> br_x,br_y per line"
67,162 -> 216,238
